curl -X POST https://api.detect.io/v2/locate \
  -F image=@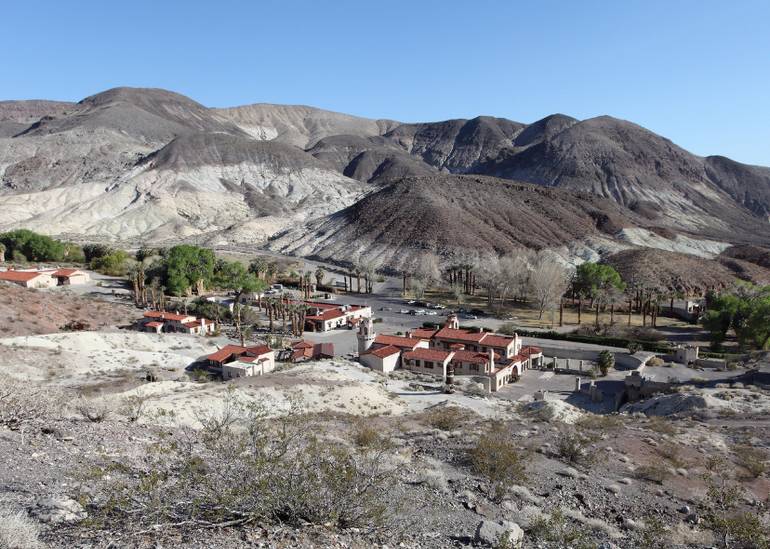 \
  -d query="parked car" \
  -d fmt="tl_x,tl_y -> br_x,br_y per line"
470,308 -> 486,317
461,314 -> 478,320
406,299 -> 416,305
399,309 -> 410,314
380,306 -> 393,311
425,311 -> 438,316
